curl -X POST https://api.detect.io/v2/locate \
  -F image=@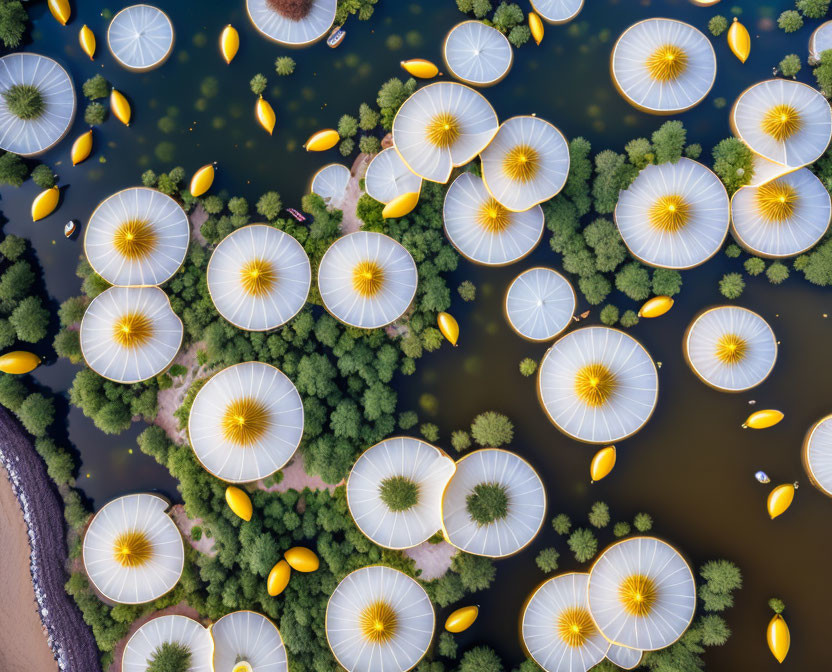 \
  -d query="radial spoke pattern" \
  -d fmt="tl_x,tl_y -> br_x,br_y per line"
804,415 -> 832,498
530,0 -> 584,23
108,5 -> 174,71
505,268 -> 575,341
247,0 -> 336,46
312,163 -> 351,209
123,615 -> 213,672
365,148 -> 423,204
443,21 -> 513,86
212,611 -> 289,672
